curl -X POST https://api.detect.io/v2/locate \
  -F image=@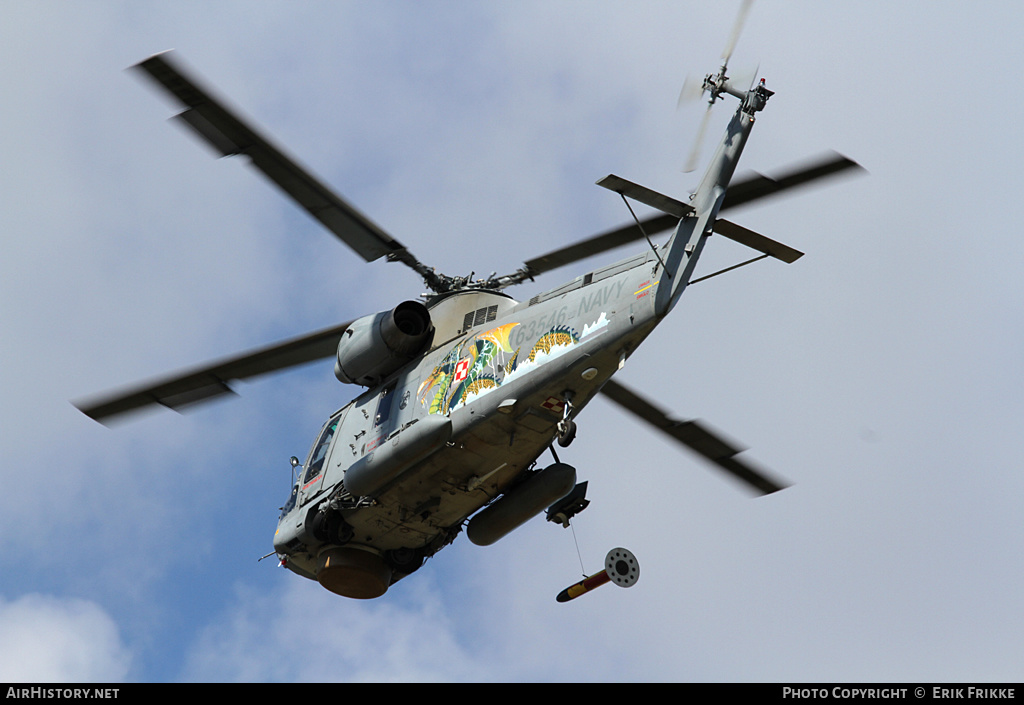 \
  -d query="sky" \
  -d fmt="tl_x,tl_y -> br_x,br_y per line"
1,0 -> 1022,683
